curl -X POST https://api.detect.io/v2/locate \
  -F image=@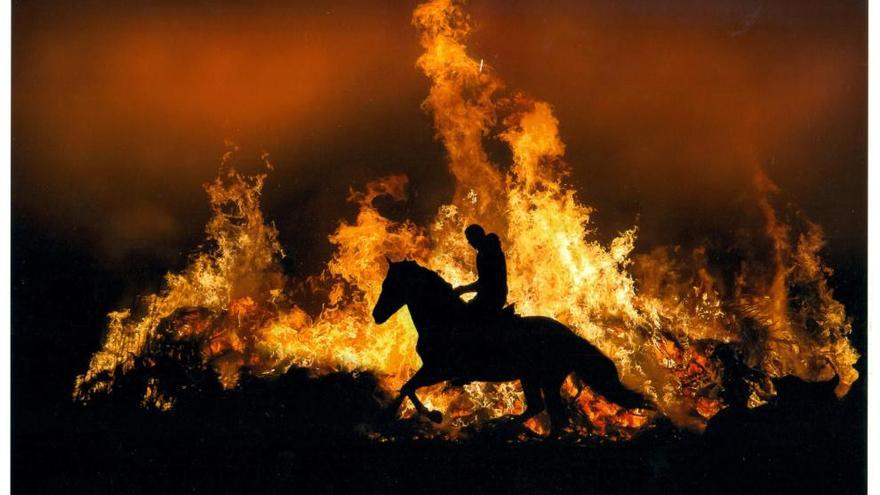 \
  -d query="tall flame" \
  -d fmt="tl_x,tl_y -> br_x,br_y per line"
74,0 -> 858,438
